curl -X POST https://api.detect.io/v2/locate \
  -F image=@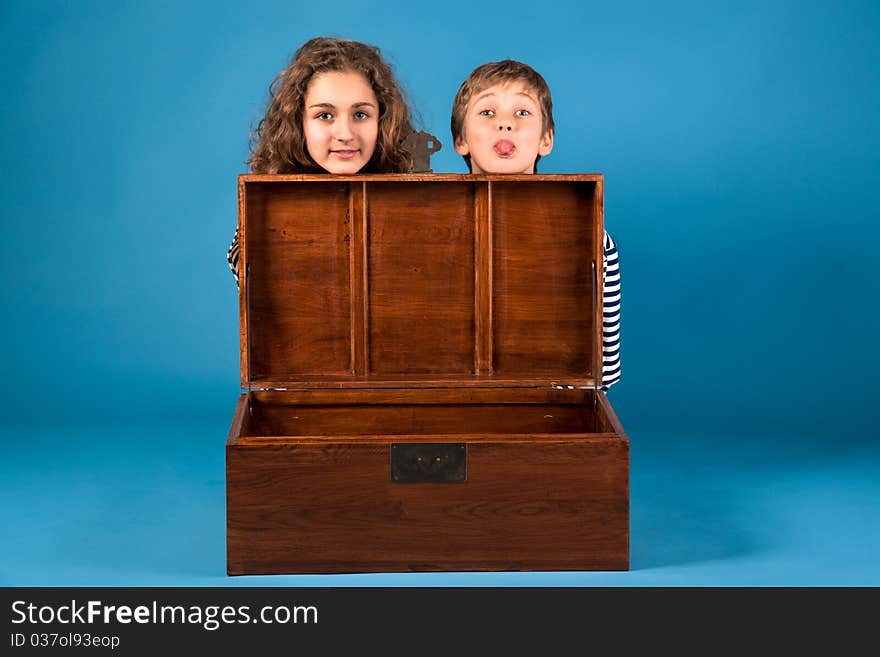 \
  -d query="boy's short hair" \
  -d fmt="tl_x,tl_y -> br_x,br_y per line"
450,60 -> 555,170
